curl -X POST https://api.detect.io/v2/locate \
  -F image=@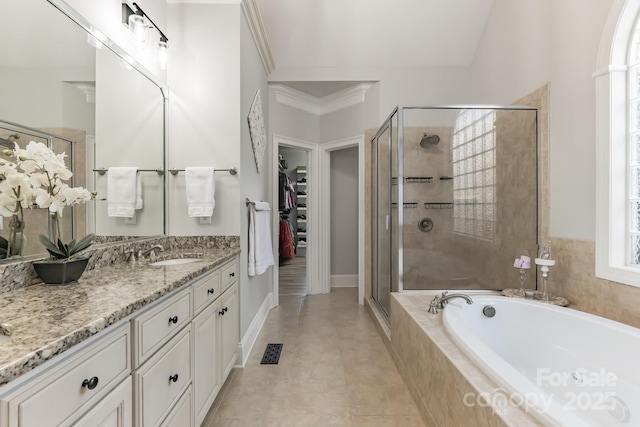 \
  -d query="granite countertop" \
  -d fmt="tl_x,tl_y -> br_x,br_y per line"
0,247 -> 240,387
